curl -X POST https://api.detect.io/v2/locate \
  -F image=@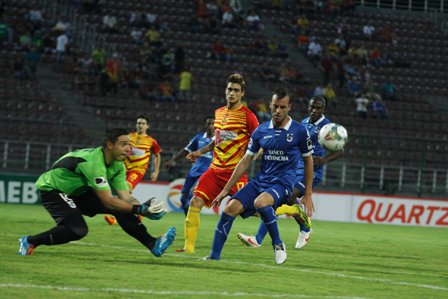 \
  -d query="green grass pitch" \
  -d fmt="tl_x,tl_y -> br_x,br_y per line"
0,203 -> 447,299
